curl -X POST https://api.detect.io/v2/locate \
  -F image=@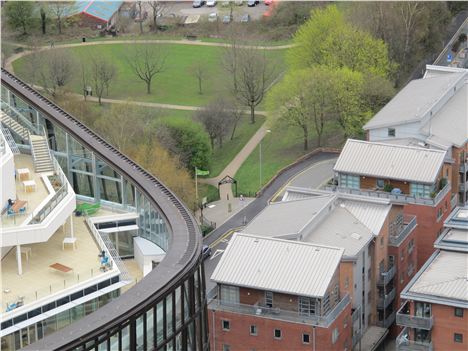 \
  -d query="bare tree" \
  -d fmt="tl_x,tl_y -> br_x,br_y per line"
48,2 -> 71,35
195,99 -> 234,149
90,56 -> 117,105
148,1 -> 171,31
25,38 -> 41,87
235,47 -> 275,124
222,30 -> 242,94
127,45 -> 166,94
190,61 -> 207,94
39,49 -> 74,97
40,6 -> 47,35
137,1 -> 144,34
